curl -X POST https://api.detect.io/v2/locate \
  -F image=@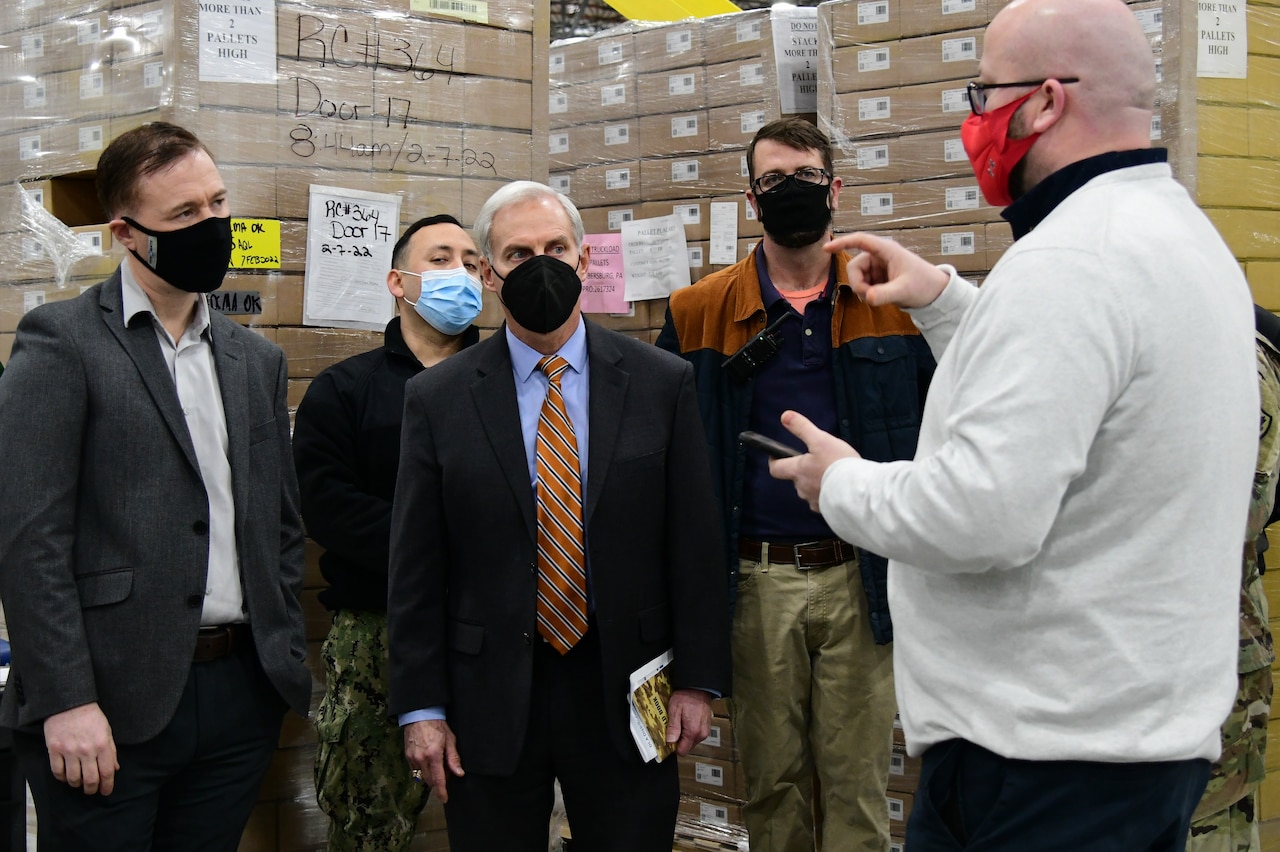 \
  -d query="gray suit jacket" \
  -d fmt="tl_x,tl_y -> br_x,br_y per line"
0,270 -> 311,744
